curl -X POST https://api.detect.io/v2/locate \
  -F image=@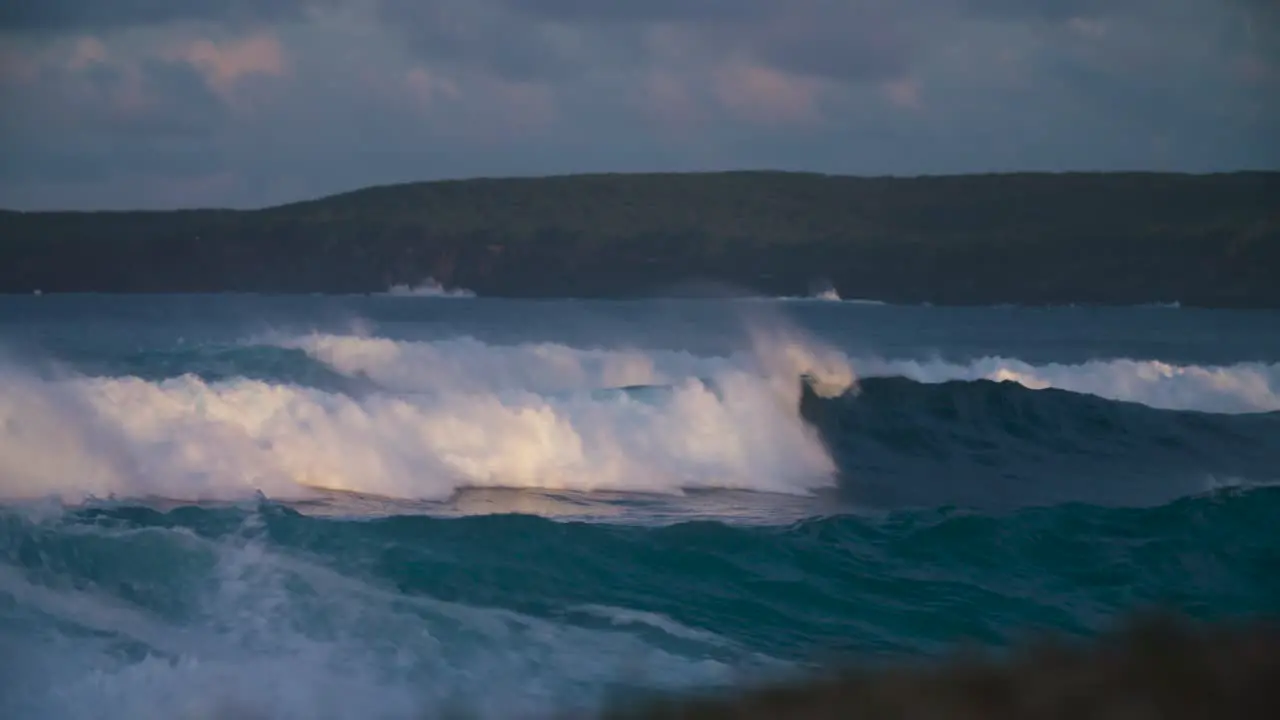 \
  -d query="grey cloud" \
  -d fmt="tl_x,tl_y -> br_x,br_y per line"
2,55 -> 226,140
125,60 -> 230,134
381,0 -> 919,85
958,0 -> 1277,26
376,0 -> 575,81
0,49 -> 230,204
1,0 -> 1276,211
742,4 -> 918,82
495,0 -> 944,30
498,0 -> 765,23
0,0 -> 320,32
957,0 -> 1117,20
